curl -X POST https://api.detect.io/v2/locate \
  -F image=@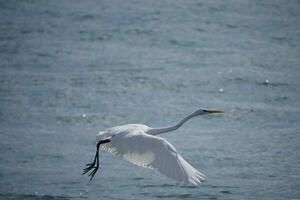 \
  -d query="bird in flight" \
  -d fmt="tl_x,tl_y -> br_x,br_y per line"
83,108 -> 223,185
